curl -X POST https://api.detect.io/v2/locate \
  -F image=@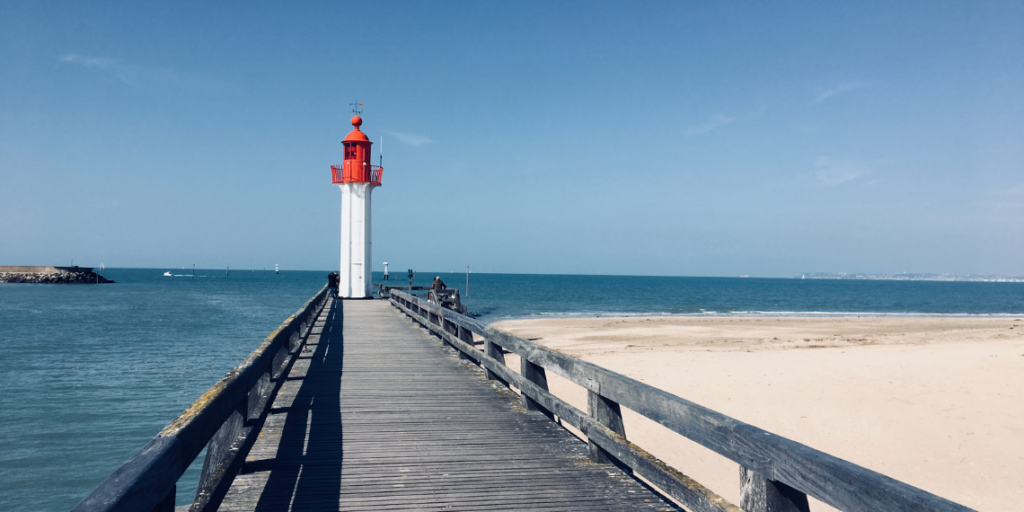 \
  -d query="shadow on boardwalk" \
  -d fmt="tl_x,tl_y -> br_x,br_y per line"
253,301 -> 344,511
